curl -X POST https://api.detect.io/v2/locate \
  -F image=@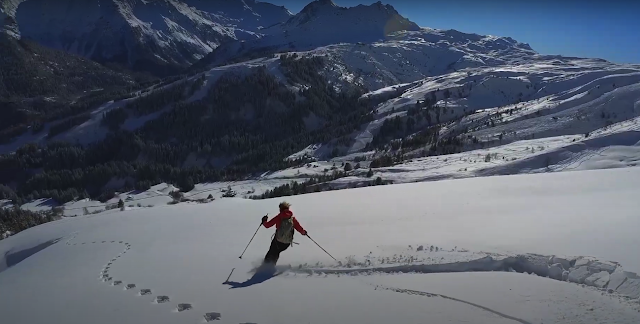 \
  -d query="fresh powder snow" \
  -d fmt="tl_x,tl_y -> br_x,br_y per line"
1,167 -> 640,324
